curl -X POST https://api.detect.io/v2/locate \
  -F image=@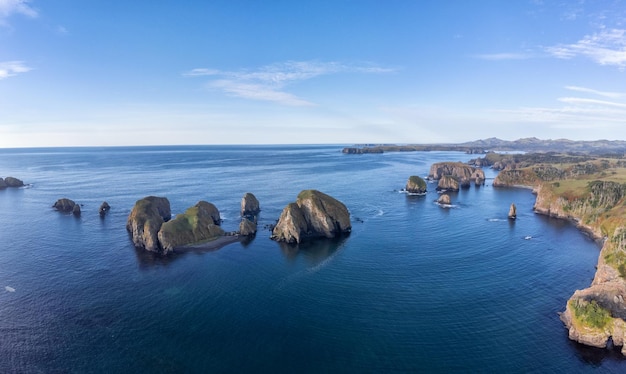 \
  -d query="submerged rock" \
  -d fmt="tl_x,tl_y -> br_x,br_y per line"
126,196 -> 171,252
271,190 -> 351,244
405,176 -> 427,194
157,201 -> 224,253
